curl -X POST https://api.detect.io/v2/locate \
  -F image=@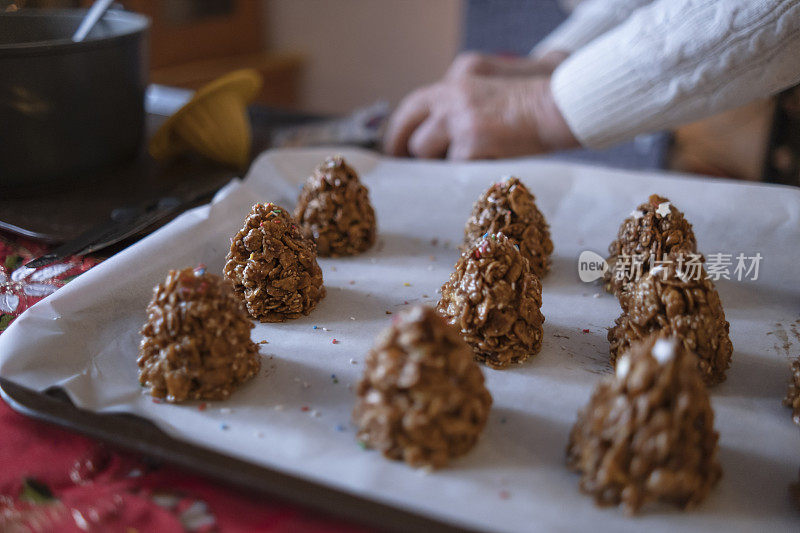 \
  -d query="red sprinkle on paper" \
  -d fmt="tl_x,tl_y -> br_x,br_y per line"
332,339 -> 338,344
301,406 -> 310,412
198,402 -> 207,411
582,329 -> 590,333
